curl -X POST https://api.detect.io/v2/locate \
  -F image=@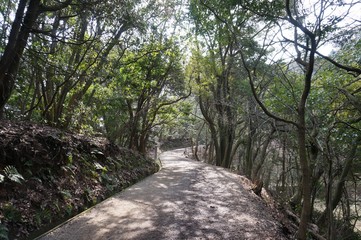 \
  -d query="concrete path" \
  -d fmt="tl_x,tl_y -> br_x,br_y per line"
38,149 -> 287,240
